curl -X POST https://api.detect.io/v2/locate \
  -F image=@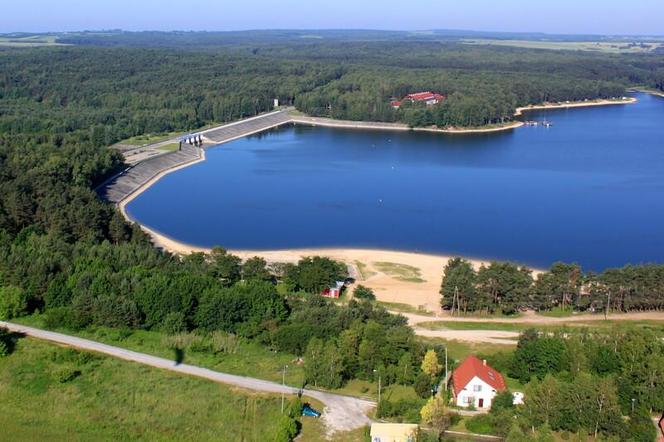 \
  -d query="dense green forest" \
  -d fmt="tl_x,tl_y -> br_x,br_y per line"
1,35 -> 664,440
441,259 -> 664,314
